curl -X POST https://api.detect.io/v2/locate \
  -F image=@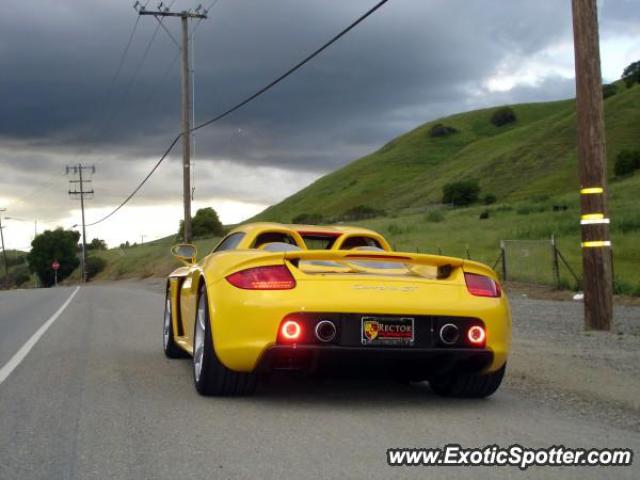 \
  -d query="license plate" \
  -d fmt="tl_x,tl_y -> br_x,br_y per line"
361,316 -> 414,346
